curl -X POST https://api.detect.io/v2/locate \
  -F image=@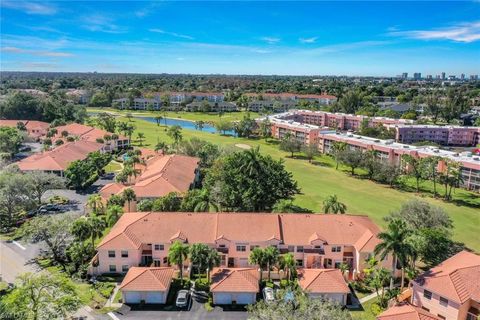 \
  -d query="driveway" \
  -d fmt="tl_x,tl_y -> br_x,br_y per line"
0,240 -> 40,283
115,291 -> 248,320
